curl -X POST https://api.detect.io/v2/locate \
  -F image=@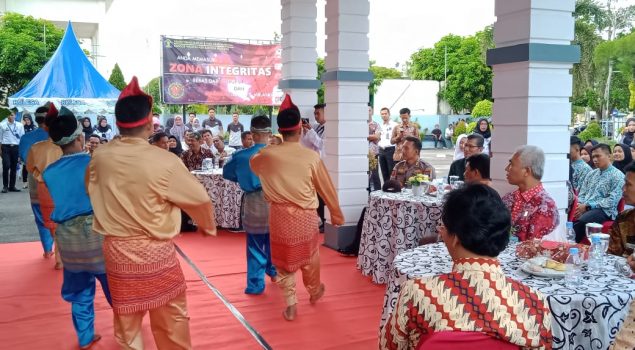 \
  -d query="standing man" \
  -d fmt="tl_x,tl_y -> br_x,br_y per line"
185,112 -> 198,130
251,96 -> 344,321
202,107 -> 223,137
1,107 -> 25,192
43,107 -> 111,350
570,136 -> 591,192
367,106 -> 381,191
87,77 -> 216,349
19,105 -> 54,258
300,103 -> 326,158
390,108 -> 420,163
377,107 -> 398,182
447,134 -> 484,181
227,112 -> 245,150
223,115 -> 277,294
